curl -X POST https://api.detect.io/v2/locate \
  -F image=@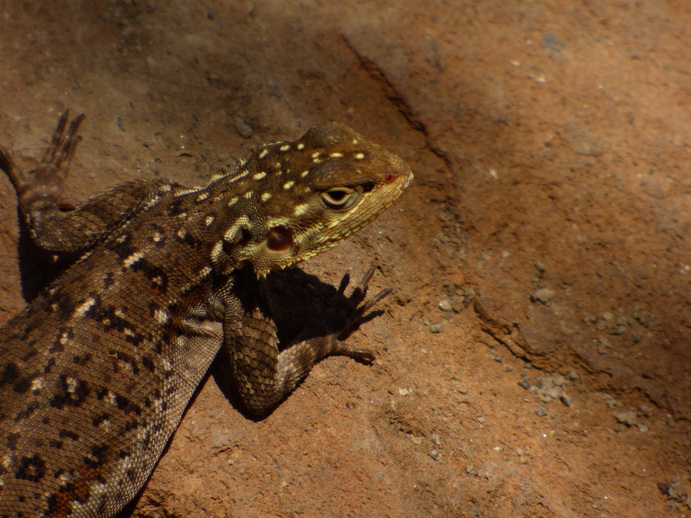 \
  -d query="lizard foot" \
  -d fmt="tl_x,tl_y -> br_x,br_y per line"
0,110 -> 85,211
